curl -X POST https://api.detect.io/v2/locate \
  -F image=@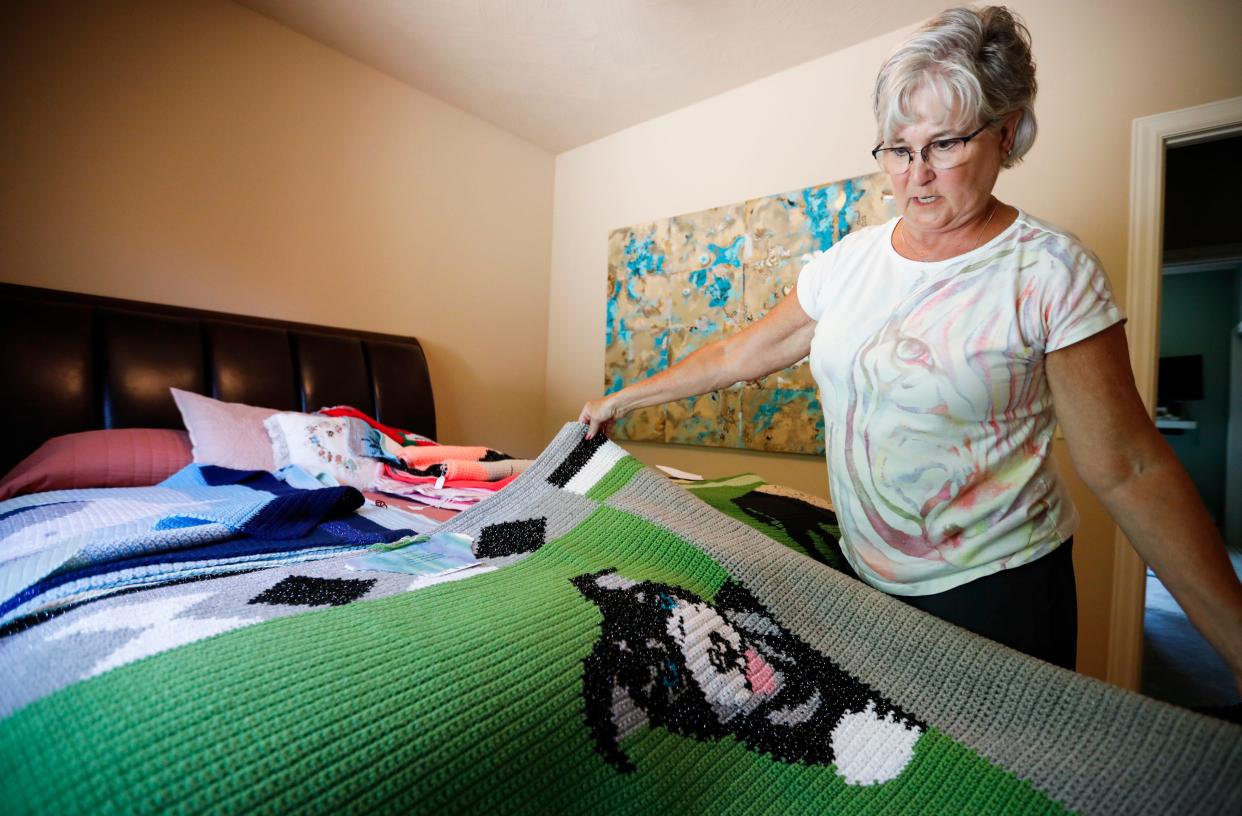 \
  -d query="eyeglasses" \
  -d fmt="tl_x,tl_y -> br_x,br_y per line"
871,120 -> 997,175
